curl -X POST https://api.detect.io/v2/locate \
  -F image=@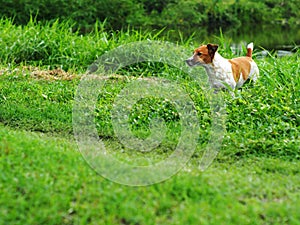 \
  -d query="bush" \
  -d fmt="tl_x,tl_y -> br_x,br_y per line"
0,0 -> 298,33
